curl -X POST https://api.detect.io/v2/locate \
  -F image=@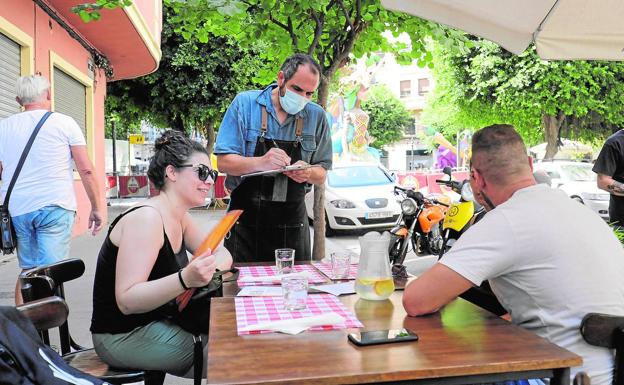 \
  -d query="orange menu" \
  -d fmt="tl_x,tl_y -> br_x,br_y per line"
176,209 -> 243,311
